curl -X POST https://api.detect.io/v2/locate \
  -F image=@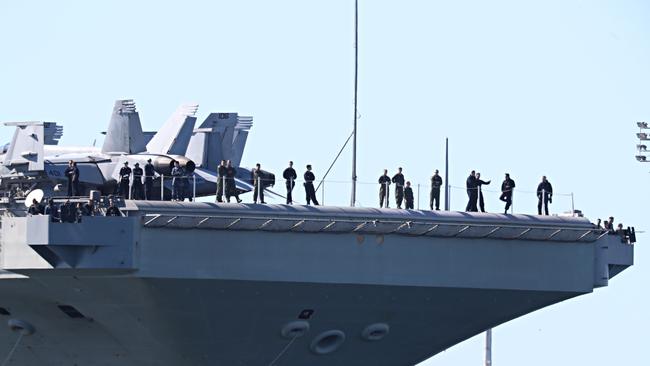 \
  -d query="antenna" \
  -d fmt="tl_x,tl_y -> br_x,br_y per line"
444,138 -> 449,210
350,0 -> 359,207
485,328 -> 492,366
